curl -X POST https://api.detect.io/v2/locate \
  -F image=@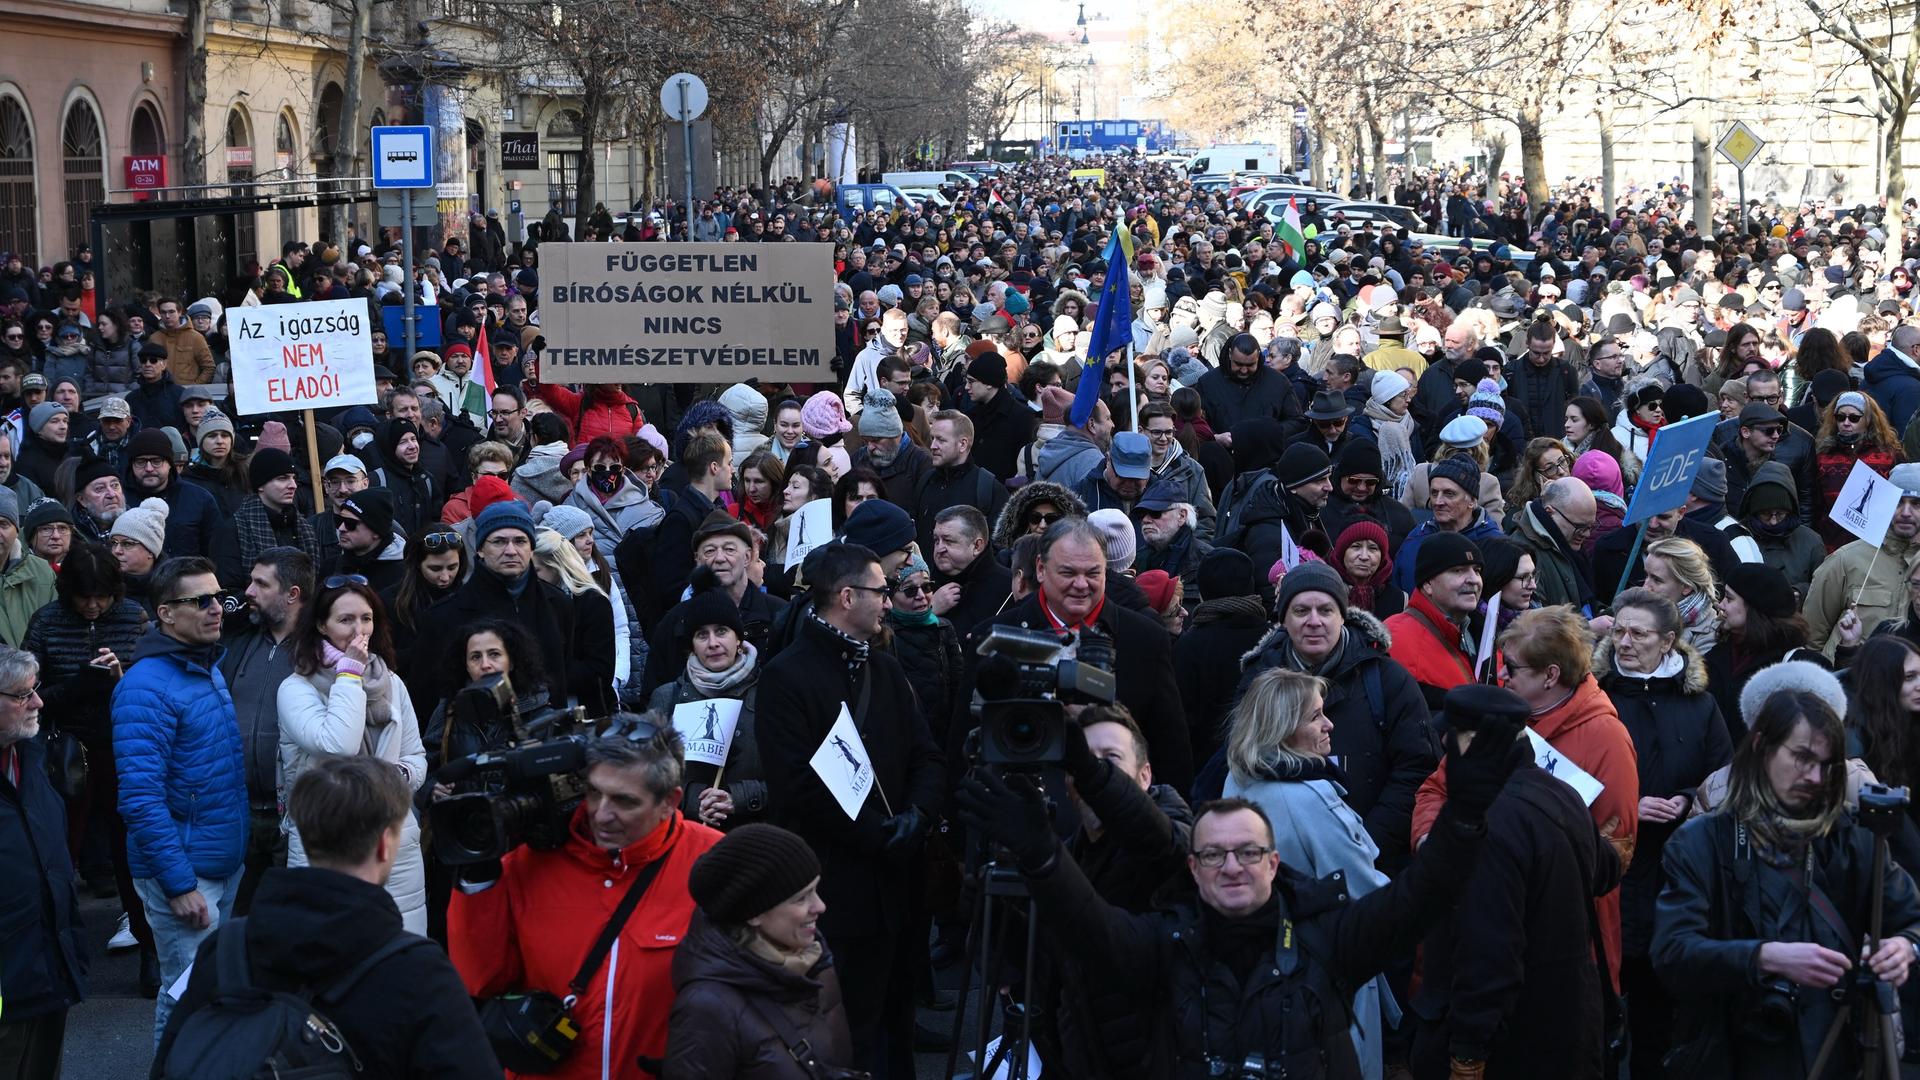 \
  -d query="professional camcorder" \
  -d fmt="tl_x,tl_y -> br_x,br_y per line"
971,624 -> 1117,768
429,673 -> 589,865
